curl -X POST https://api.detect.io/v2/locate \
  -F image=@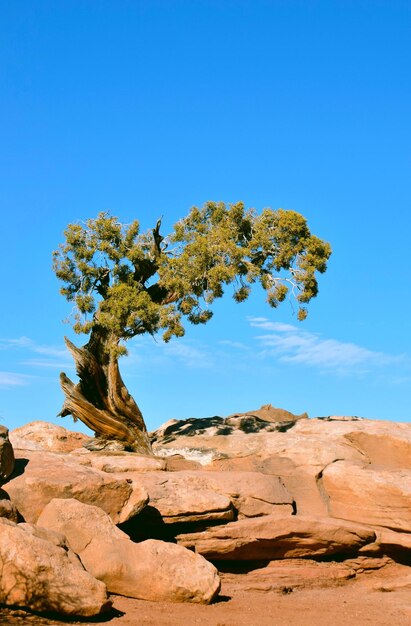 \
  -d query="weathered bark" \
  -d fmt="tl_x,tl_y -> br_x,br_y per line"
58,329 -> 152,454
